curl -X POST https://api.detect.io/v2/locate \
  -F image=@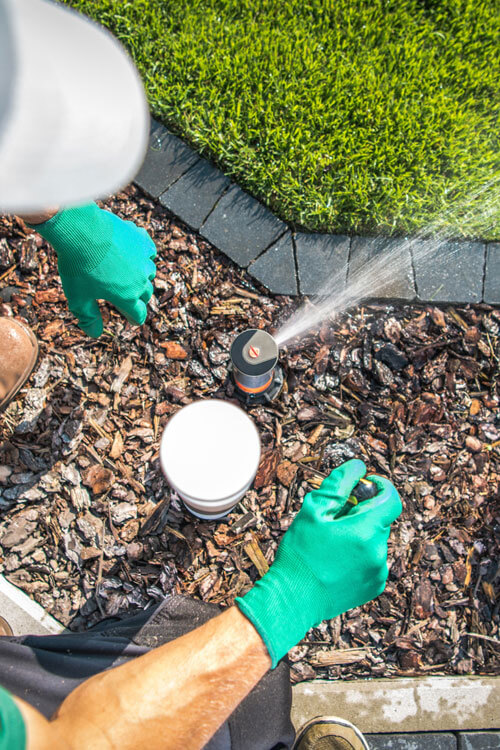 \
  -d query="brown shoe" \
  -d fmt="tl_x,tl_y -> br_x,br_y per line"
0,317 -> 38,411
293,717 -> 369,750
0,616 -> 13,636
